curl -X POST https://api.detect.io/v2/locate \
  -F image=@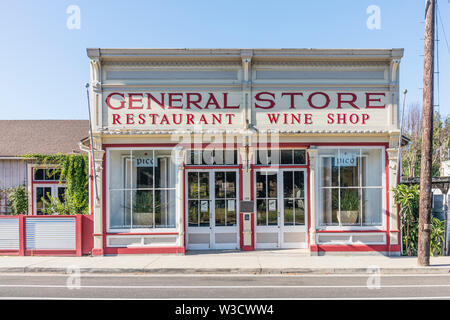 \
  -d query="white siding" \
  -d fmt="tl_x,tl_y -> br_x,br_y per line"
0,159 -> 29,214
